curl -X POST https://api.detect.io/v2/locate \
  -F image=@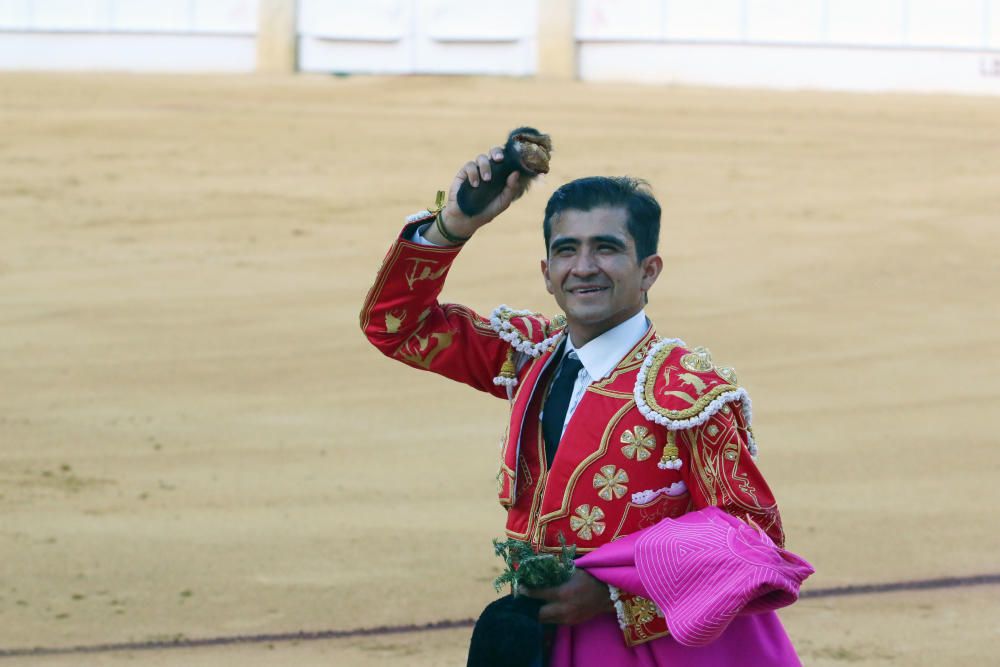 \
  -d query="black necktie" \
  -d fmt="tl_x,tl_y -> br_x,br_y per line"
542,351 -> 584,466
